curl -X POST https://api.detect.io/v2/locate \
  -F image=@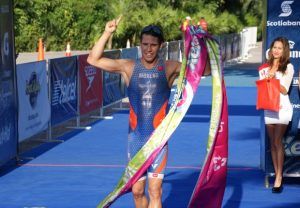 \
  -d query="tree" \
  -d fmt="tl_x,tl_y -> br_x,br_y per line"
14,0 -> 262,52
